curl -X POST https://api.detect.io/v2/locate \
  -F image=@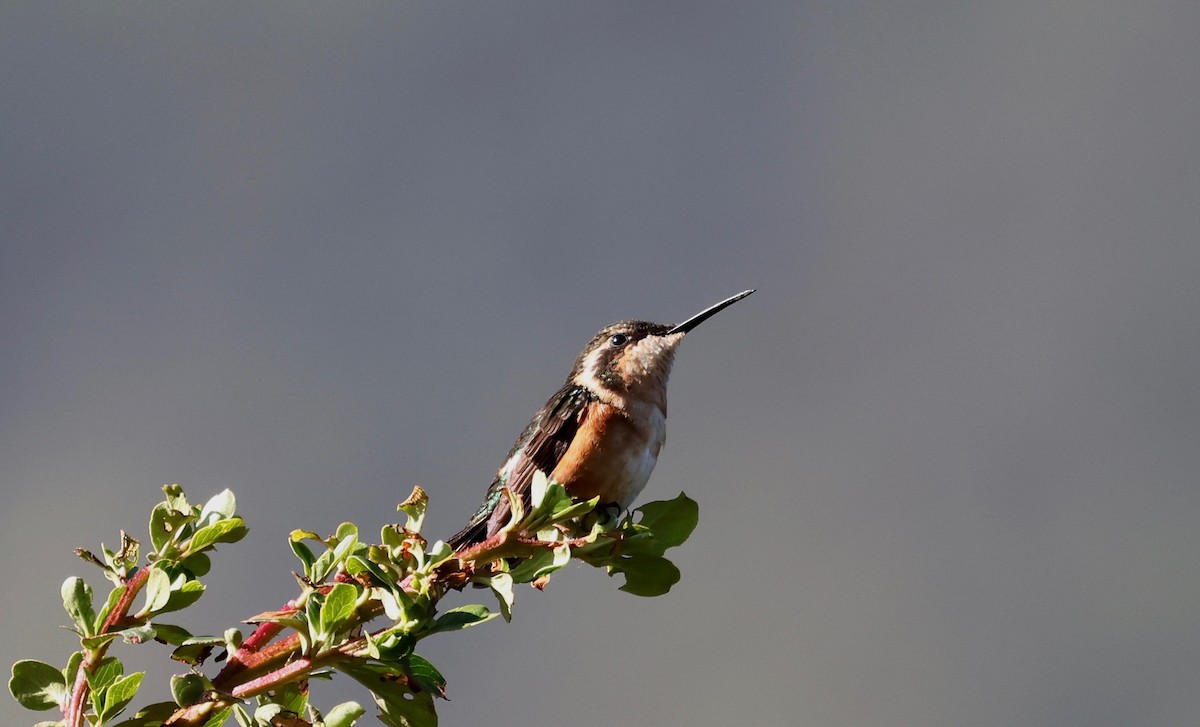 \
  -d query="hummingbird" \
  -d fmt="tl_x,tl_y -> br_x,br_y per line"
447,289 -> 754,550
